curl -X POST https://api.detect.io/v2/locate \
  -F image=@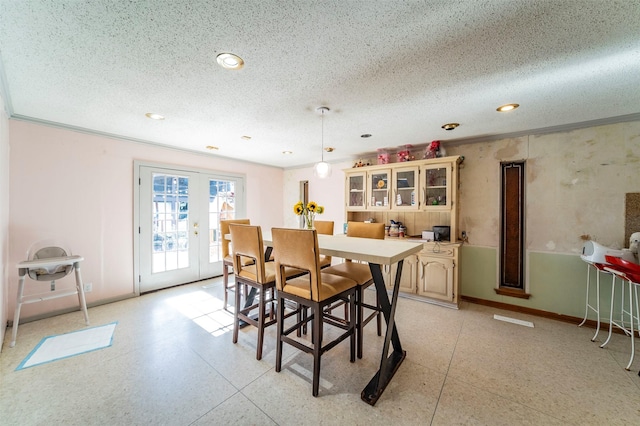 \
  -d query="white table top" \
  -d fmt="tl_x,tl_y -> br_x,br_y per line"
263,231 -> 423,266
